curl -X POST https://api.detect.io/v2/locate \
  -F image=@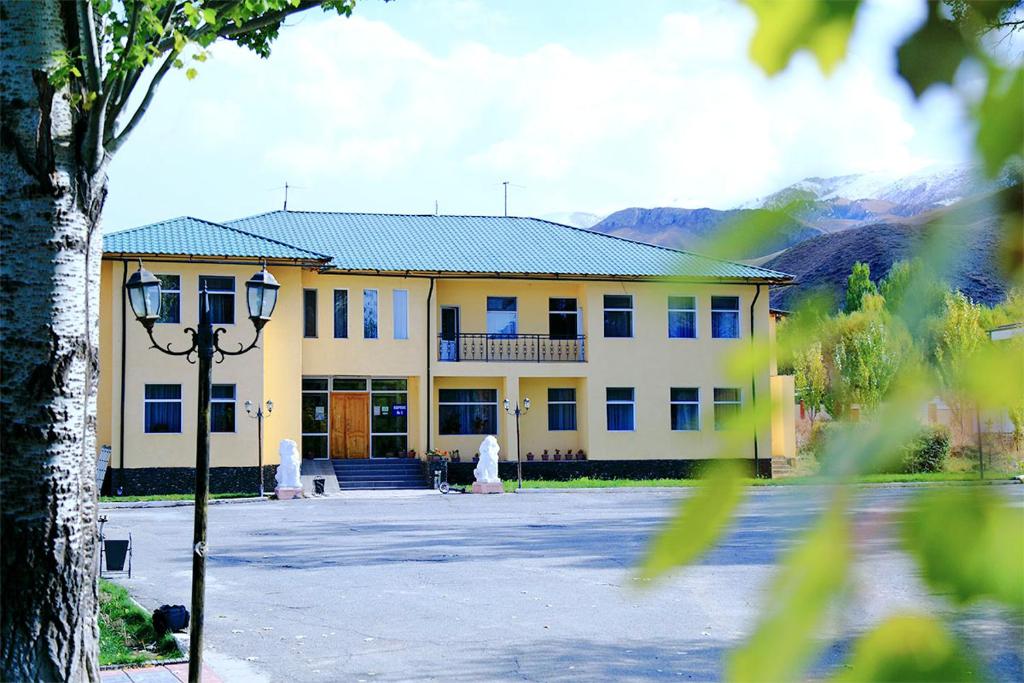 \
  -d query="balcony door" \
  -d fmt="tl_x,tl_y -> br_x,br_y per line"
330,392 -> 369,459
440,306 -> 459,361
